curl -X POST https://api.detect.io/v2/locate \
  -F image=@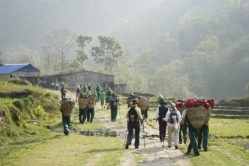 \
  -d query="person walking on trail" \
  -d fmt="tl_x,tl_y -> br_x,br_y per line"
76,85 -> 81,101
154,99 -> 168,142
182,109 -> 200,156
105,88 -> 112,104
78,93 -> 88,124
125,98 -> 143,149
164,103 -> 182,149
100,90 -> 106,110
60,83 -> 66,100
60,100 -> 75,136
96,85 -> 101,101
86,88 -> 96,123
108,94 -> 119,122
176,100 -> 187,144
